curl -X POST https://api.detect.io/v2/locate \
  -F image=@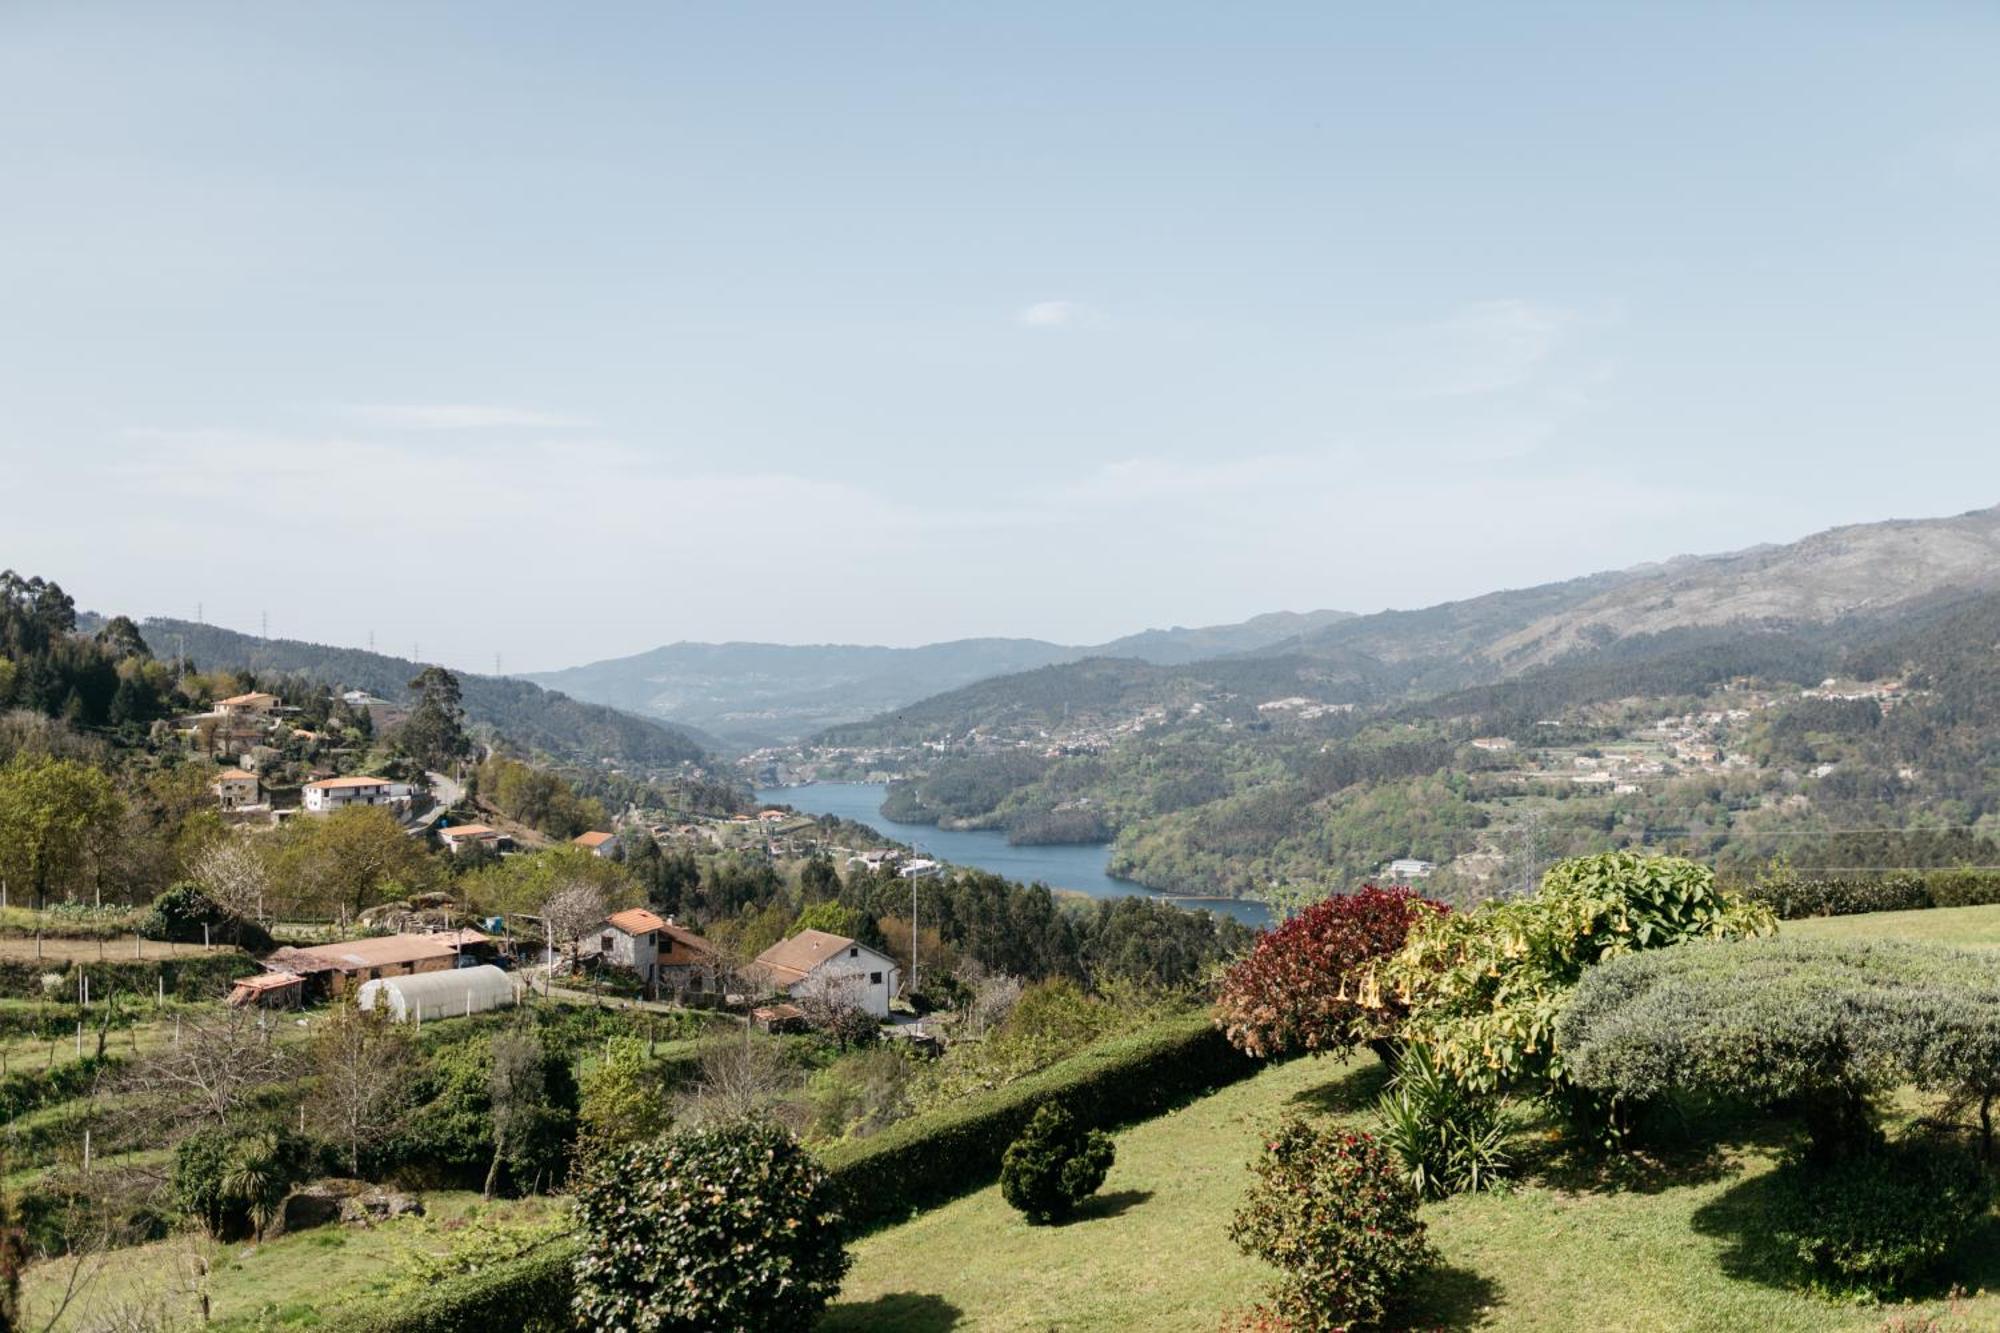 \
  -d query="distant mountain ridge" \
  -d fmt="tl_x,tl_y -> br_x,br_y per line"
522,610 -> 1355,746
823,502 -> 2000,744
148,618 -> 721,769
